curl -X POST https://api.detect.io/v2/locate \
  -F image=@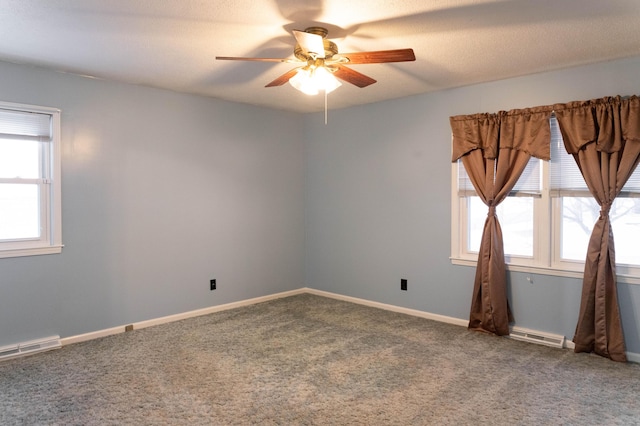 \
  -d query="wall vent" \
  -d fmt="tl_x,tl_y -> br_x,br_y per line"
0,335 -> 61,361
509,327 -> 565,349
